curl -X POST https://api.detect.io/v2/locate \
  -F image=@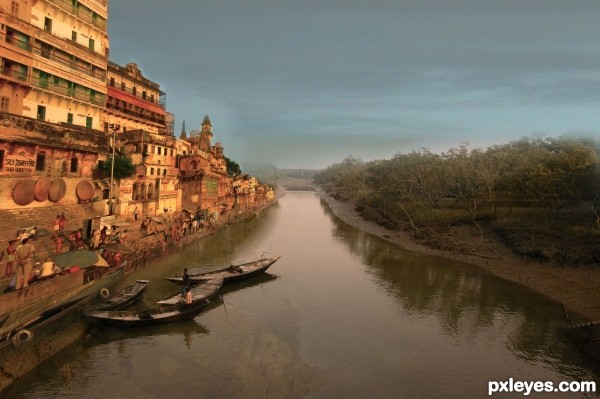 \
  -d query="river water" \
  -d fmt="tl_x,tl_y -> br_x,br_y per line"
4,192 -> 599,398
